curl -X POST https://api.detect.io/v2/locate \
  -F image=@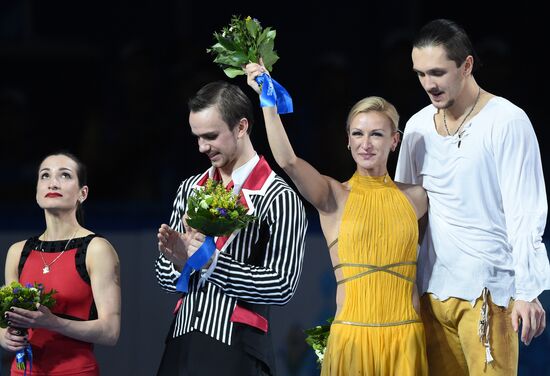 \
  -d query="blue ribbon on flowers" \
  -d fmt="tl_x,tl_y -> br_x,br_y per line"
15,344 -> 33,376
176,236 -> 216,293
255,73 -> 293,114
